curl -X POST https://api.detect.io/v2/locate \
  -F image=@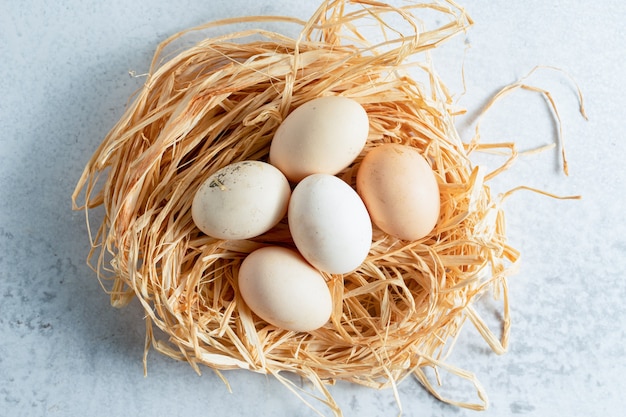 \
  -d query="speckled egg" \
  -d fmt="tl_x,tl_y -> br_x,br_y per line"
192,161 -> 291,240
